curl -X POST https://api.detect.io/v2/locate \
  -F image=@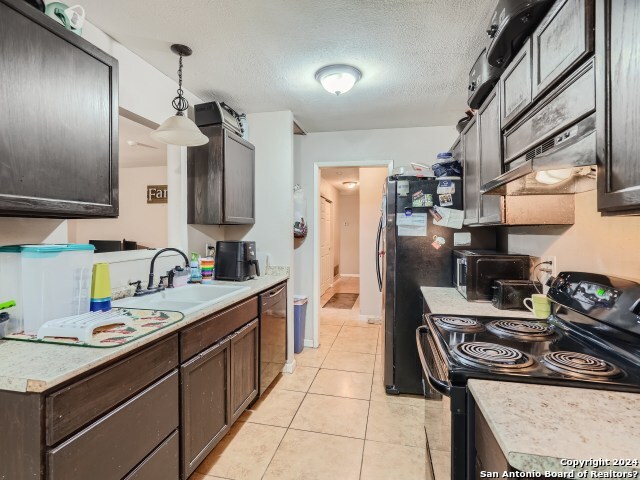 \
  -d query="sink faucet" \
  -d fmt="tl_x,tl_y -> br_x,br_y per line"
145,247 -> 190,293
